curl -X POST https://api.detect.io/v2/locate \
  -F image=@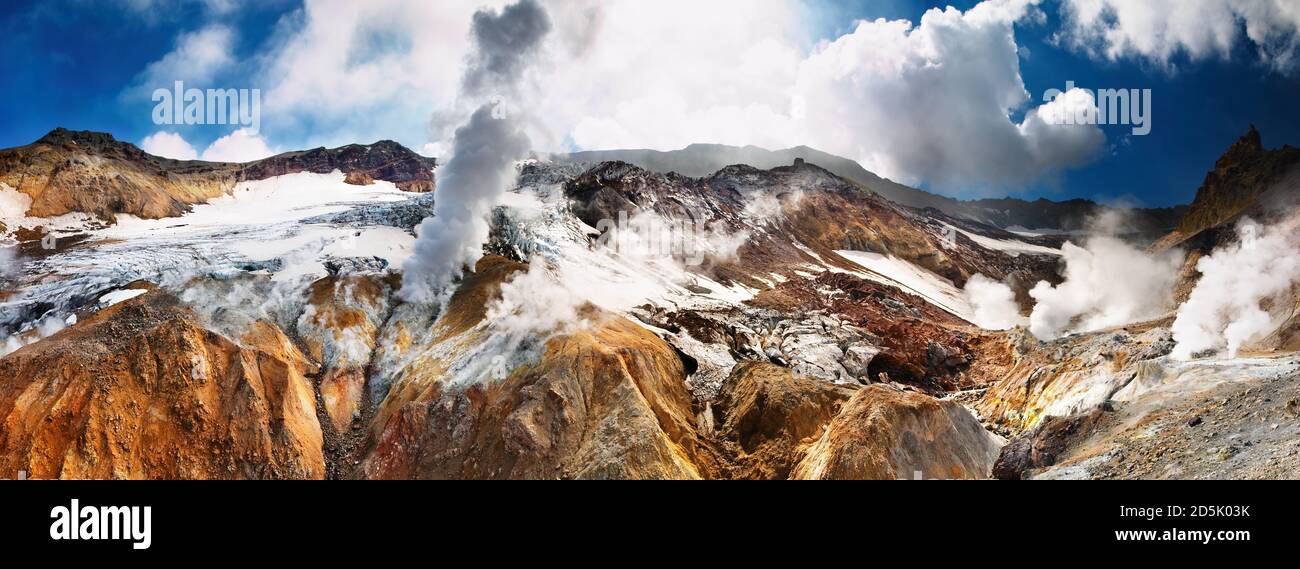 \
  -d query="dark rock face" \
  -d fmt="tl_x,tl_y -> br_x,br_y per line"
237,140 -> 437,193
1165,126 -> 1300,247
991,409 -> 1107,480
